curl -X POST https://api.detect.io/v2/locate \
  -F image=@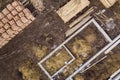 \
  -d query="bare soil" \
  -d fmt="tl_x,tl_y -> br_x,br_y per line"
0,1 -> 69,80
81,45 -> 120,80
0,0 -> 120,80
66,23 -> 107,60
